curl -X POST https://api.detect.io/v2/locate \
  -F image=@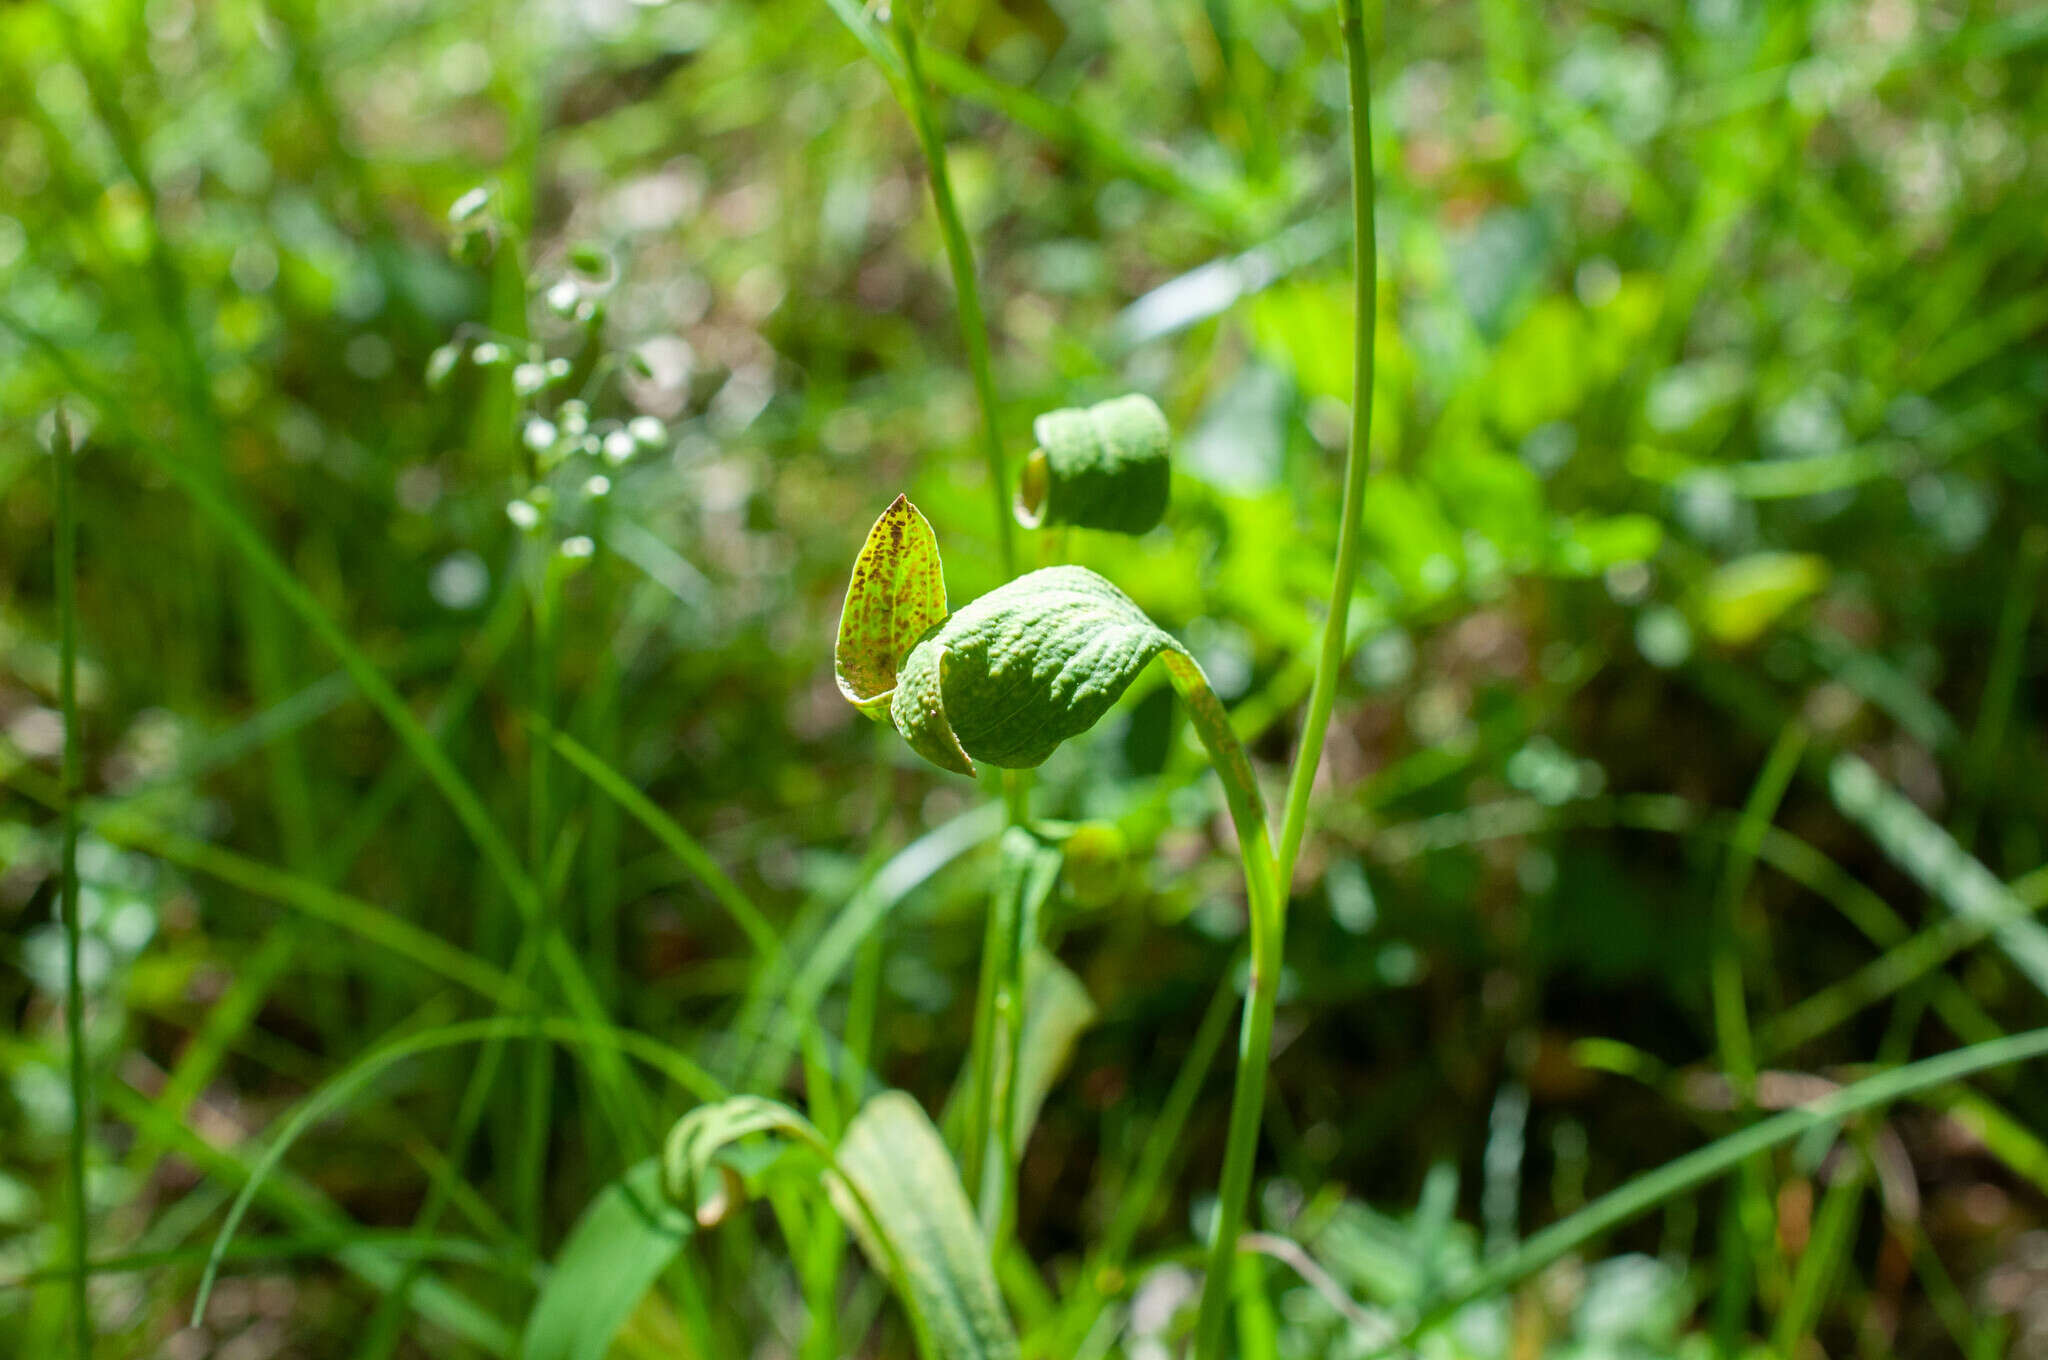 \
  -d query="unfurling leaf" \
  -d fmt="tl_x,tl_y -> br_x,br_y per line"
1016,394 -> 1171,534
890,565 -> 1188,776
836,495 -> 948,719
661,1095 -> 825,1224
